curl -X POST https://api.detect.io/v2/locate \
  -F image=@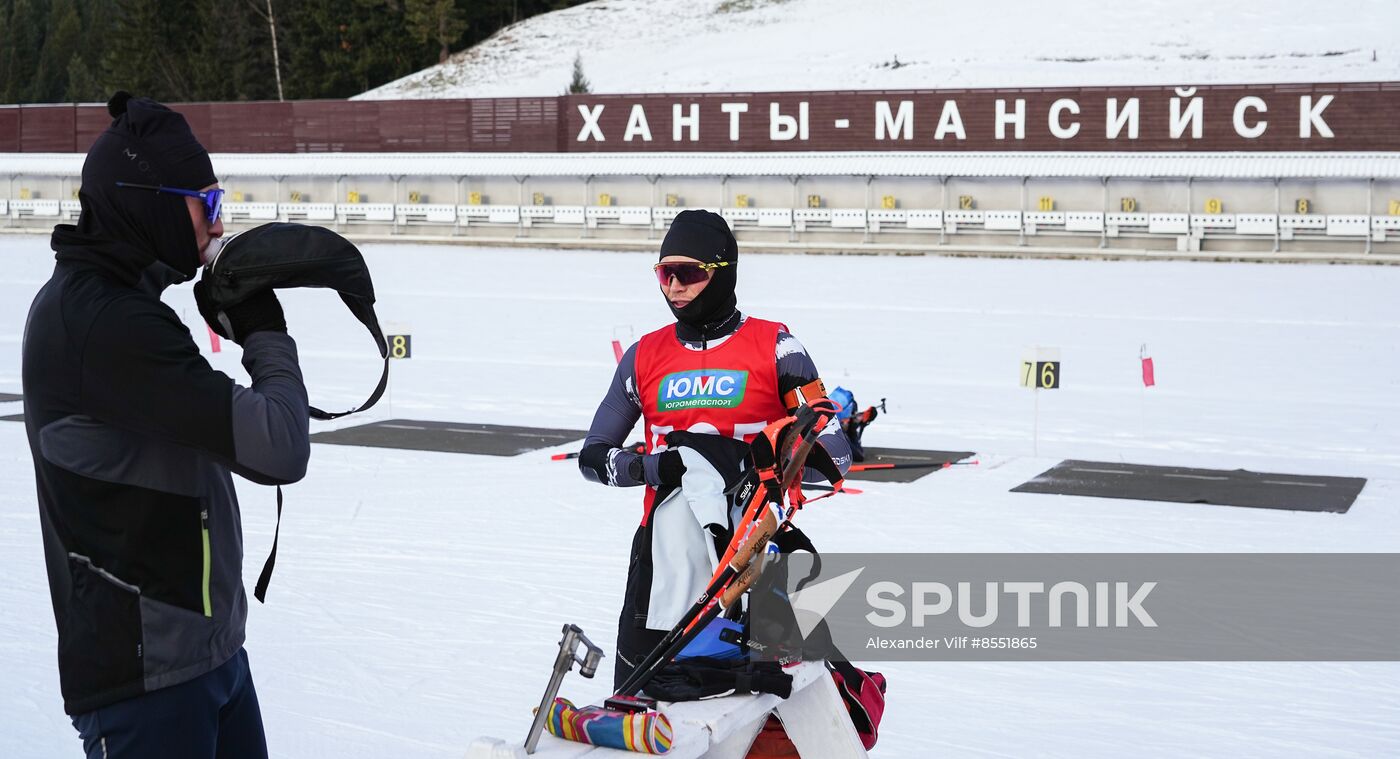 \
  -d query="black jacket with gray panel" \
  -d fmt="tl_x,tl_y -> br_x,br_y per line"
23,226 -> 310,715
